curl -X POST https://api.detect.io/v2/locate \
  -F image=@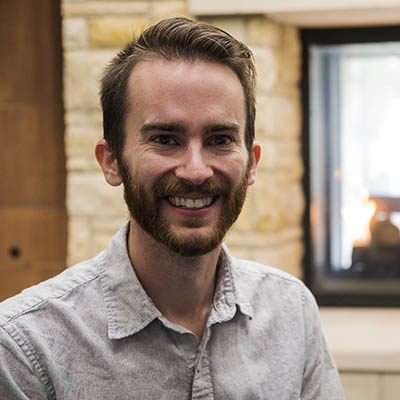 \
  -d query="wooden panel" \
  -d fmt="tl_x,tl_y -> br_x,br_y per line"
0,208 -> 67,263
0,0 -> 66,301
0,0 -> 62,103
0,263 -> 66,301
0,103 -> 65,206
0,208 -> 67,301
